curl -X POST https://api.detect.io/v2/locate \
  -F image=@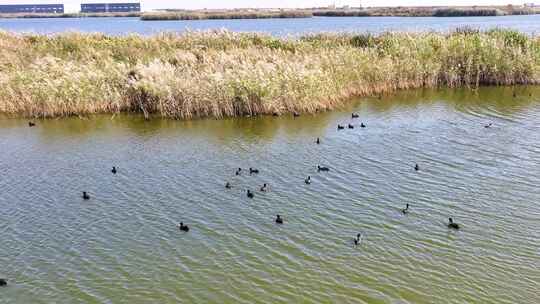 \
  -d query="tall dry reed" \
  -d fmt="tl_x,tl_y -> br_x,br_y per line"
0,29 -> 538,118
140,10 -> 312,21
